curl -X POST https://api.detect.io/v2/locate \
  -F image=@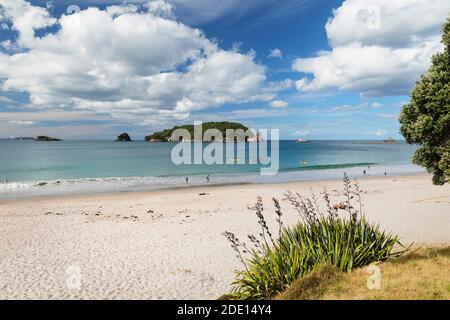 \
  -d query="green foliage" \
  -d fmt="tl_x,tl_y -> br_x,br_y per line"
224,175 -> 404,300
145,122 -> 250,142
399,16 -> 450,185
